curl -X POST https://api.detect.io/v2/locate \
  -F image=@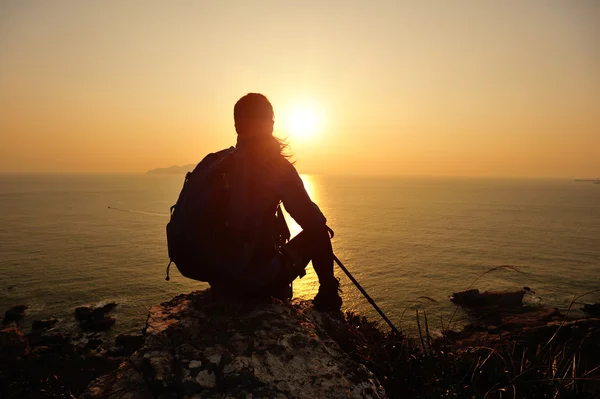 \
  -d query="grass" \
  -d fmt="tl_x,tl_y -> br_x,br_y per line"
322,308 -> 600,398
325,265 -> 600,398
